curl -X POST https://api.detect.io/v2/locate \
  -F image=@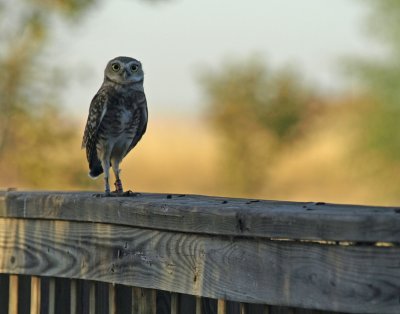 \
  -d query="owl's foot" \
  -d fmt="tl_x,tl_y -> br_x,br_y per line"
114,179 -> 123,193
110,189 -> 140,197
122,190 -> 141,197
